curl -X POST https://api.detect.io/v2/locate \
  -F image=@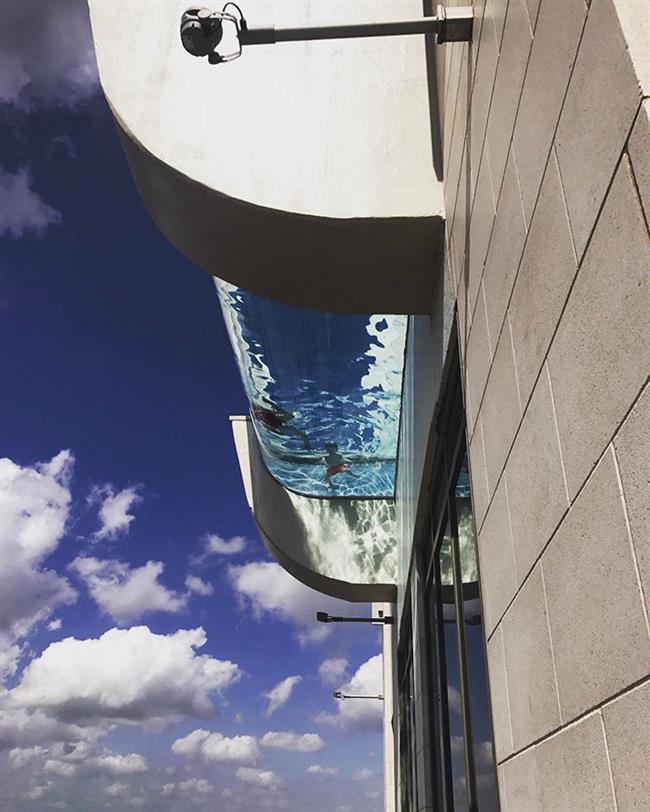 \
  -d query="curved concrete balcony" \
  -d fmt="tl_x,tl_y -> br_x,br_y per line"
88,0 -> 444,315
232,416 -> 397,602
